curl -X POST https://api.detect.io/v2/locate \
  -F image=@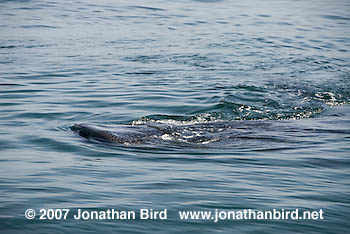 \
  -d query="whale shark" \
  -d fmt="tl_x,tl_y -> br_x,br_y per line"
71,109 -> 350,148
72,121 -> 279,146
